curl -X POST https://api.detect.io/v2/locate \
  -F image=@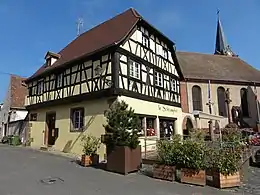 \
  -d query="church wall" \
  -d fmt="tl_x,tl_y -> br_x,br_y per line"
182,81 -> 260,129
